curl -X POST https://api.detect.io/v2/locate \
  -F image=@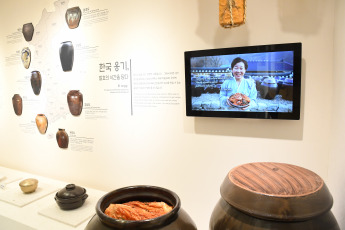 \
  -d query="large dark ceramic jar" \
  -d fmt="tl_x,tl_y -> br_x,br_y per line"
67,90 -> 83,116
253,76 -> 262,92
35,114 -> 48,134
279,78 -> 294,101
31,71 -> 42,95
22,23 -> 34,41
65,7 -> 82,29
21,47 -> 31,69
12,94 -> 23,116
85,185 -> 197,230
209,162 -> 340,230
56,129 -> 69,149
260,77 -> 278,99
59,41 -> 74,71
55,184 -> 88,210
